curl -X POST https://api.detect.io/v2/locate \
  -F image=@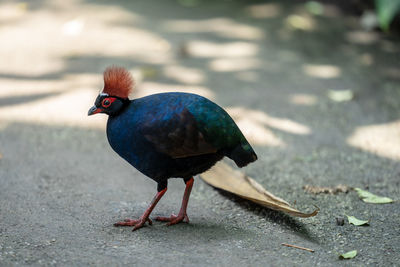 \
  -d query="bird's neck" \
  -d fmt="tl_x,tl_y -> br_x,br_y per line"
109,98 -> 131,117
